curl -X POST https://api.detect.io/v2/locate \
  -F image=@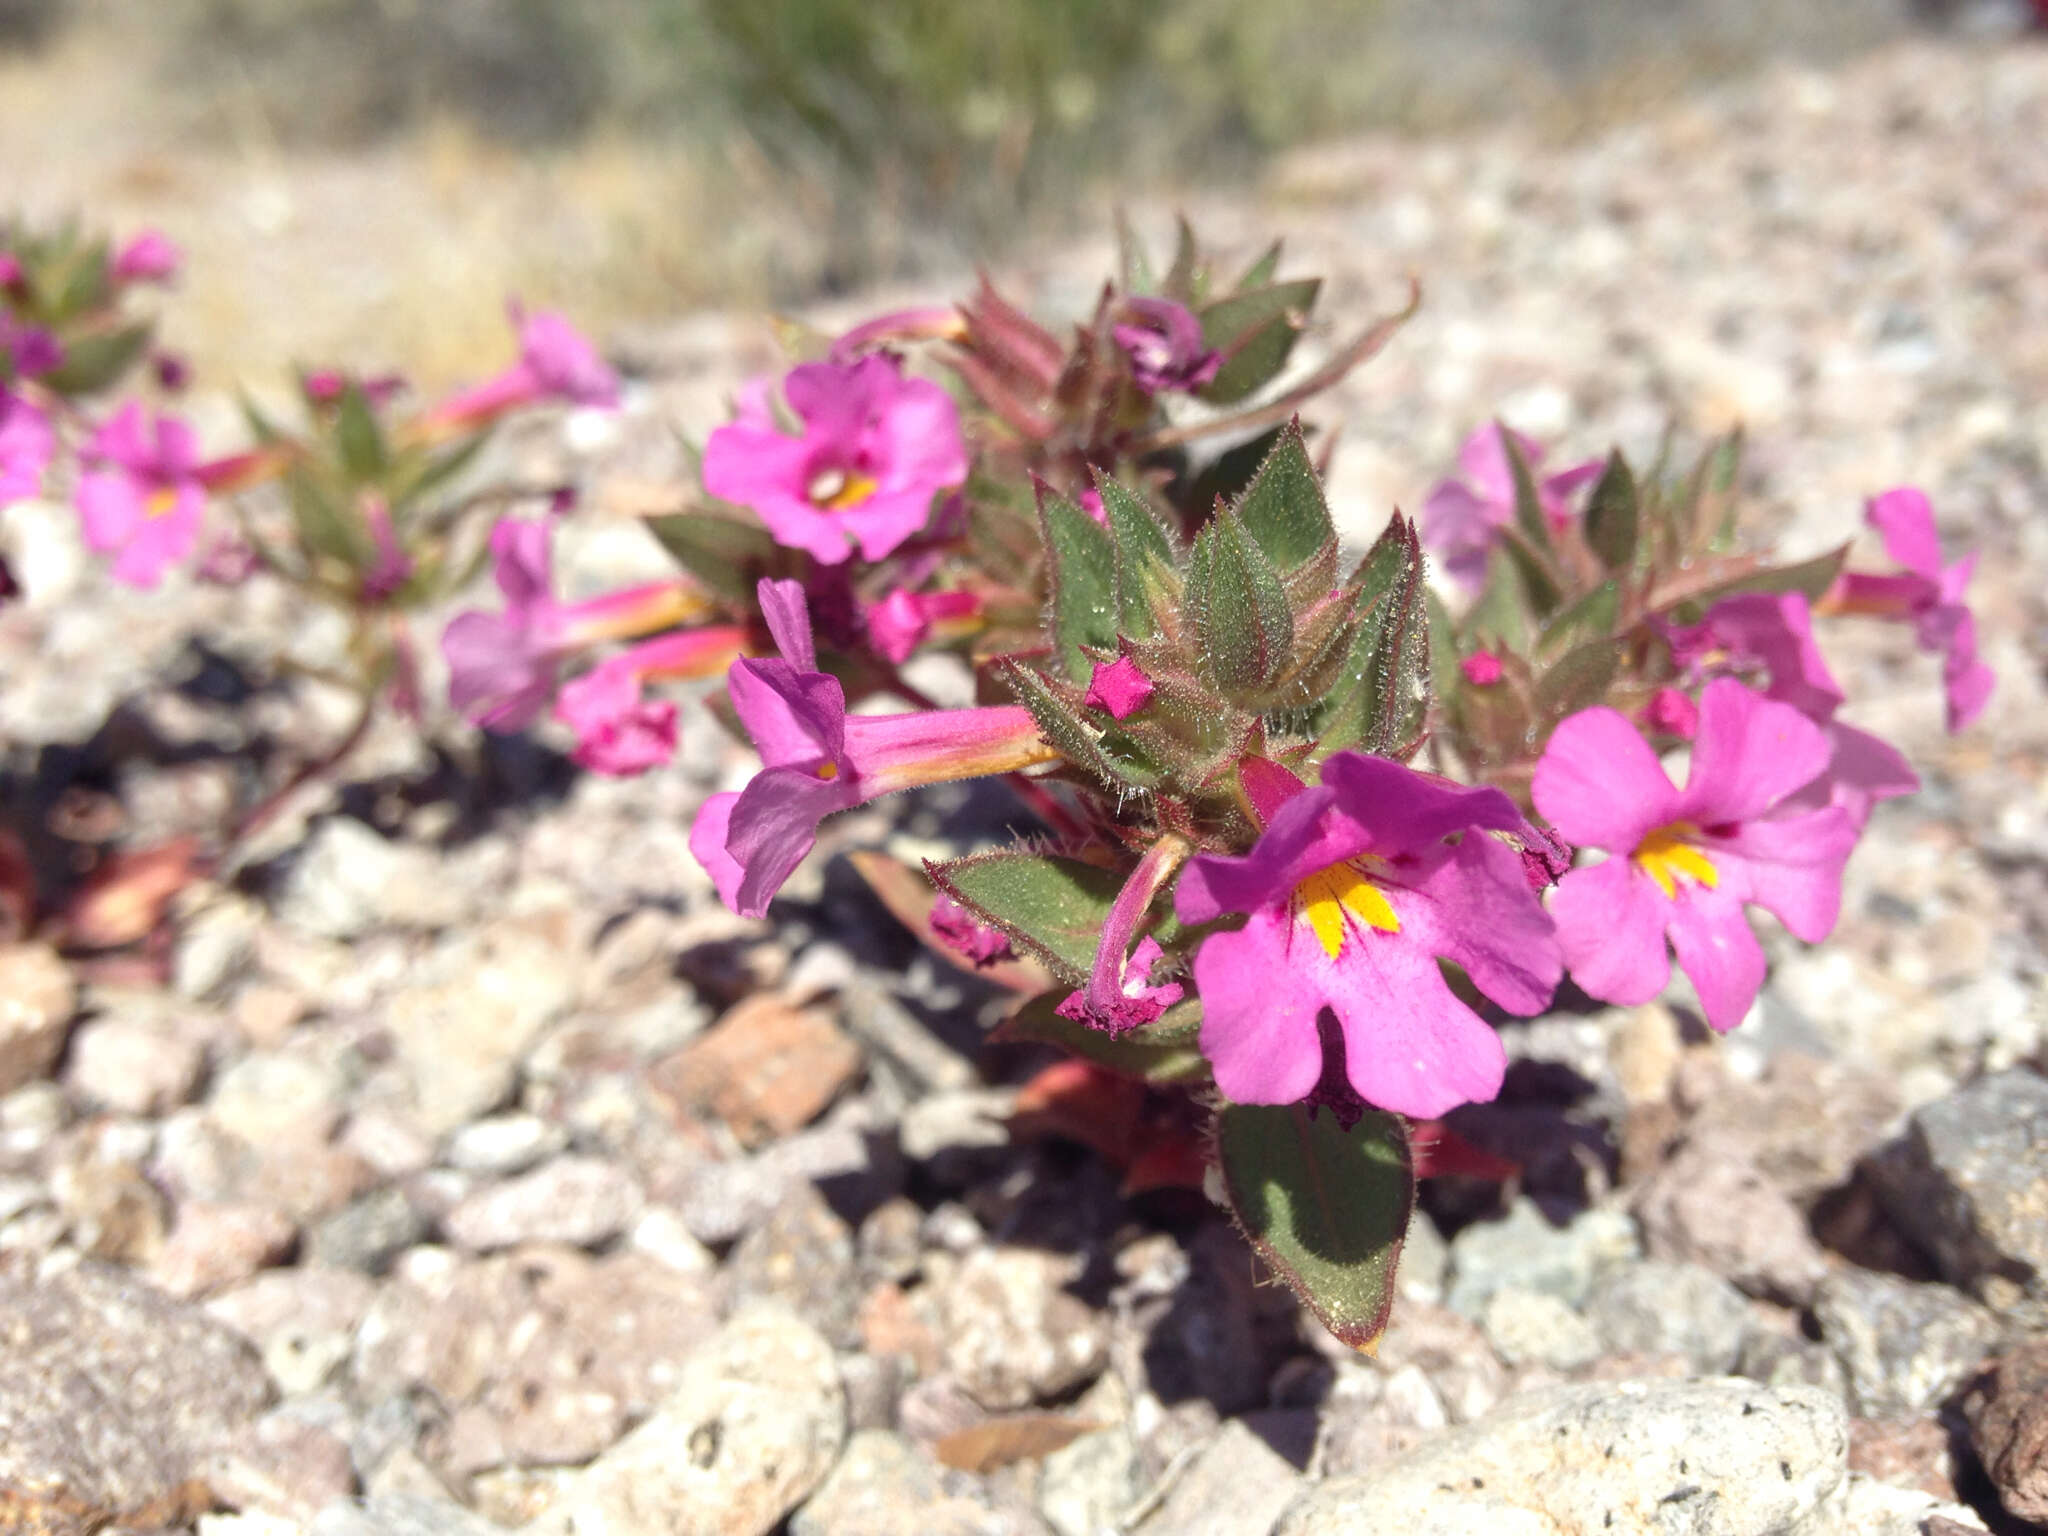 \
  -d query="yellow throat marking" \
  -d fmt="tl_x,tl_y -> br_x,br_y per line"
1634,823 -> 1719,898
144,487 -> 181,520
808,468 -> 878,511
1295,860 -> 1400,960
